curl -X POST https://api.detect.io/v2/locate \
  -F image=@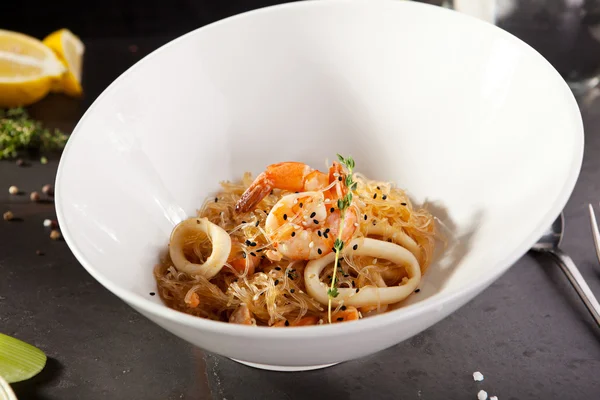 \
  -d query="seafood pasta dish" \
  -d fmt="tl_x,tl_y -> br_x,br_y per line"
154,155 -> 437,327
